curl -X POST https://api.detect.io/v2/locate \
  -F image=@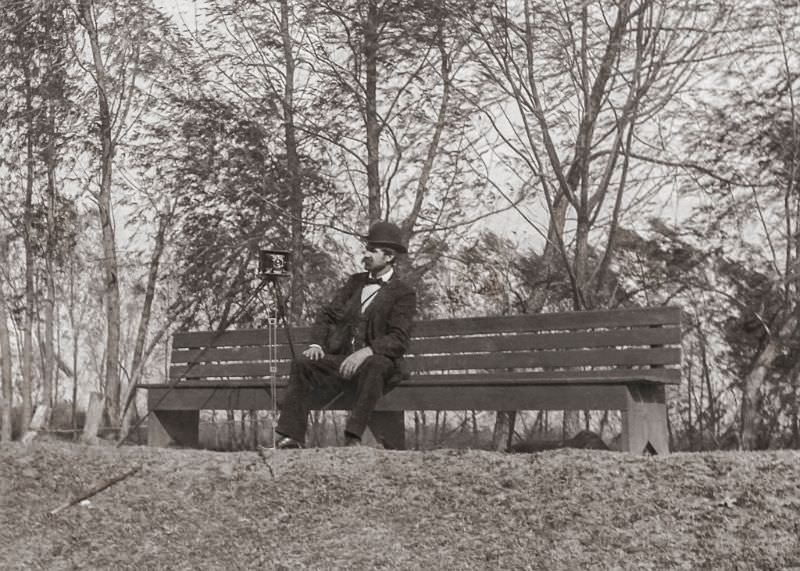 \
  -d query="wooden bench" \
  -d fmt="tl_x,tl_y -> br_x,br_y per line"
138,306 -> 682,454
